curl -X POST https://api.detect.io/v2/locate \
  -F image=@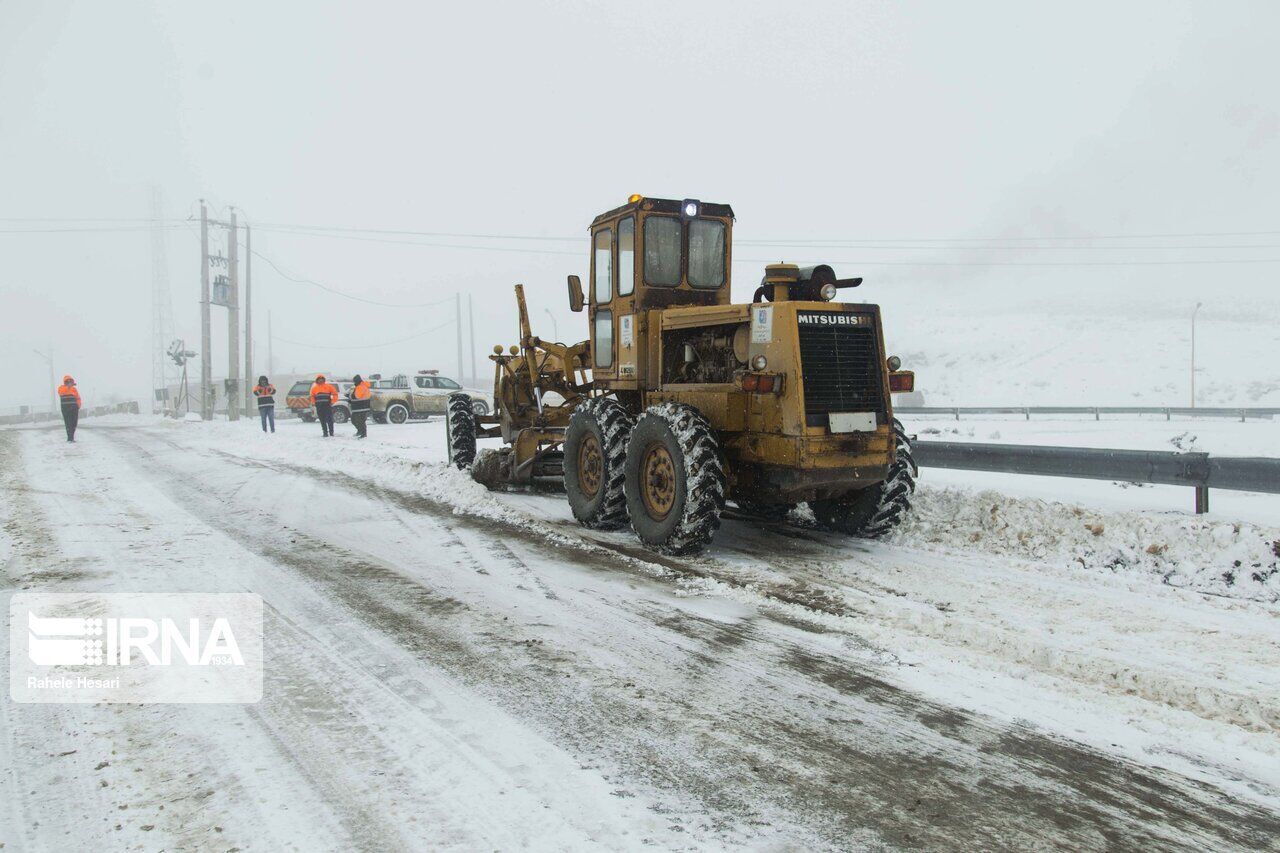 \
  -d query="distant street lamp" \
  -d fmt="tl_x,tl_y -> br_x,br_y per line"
1190,302 -> 1203,408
